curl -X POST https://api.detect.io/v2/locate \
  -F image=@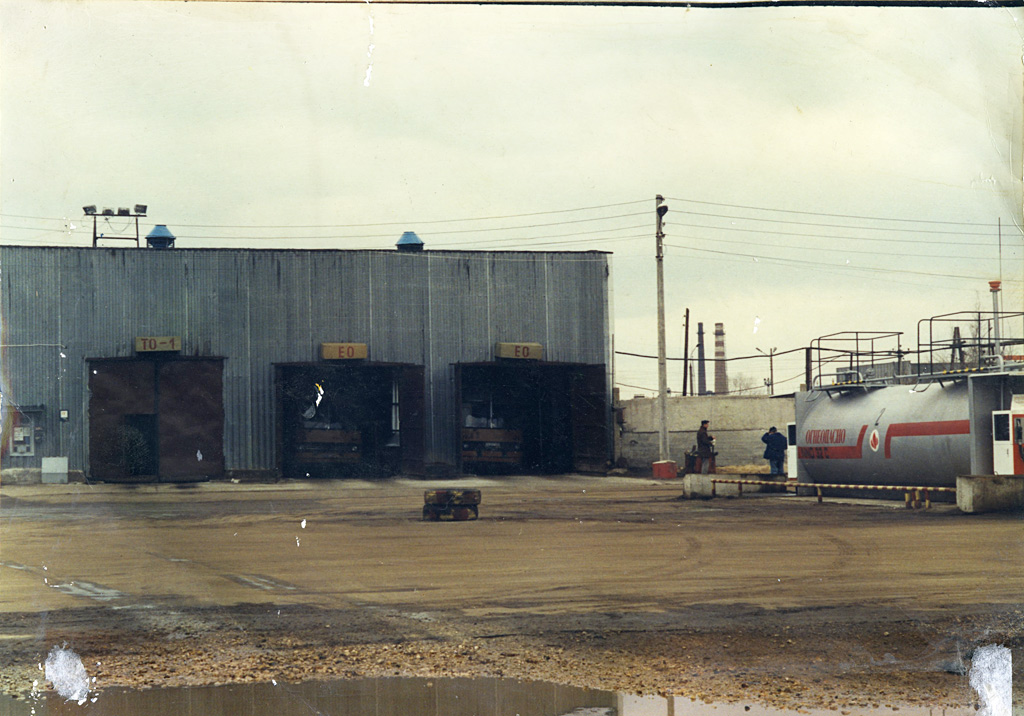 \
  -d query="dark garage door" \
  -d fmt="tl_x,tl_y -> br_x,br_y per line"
88,358 -> 224,482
